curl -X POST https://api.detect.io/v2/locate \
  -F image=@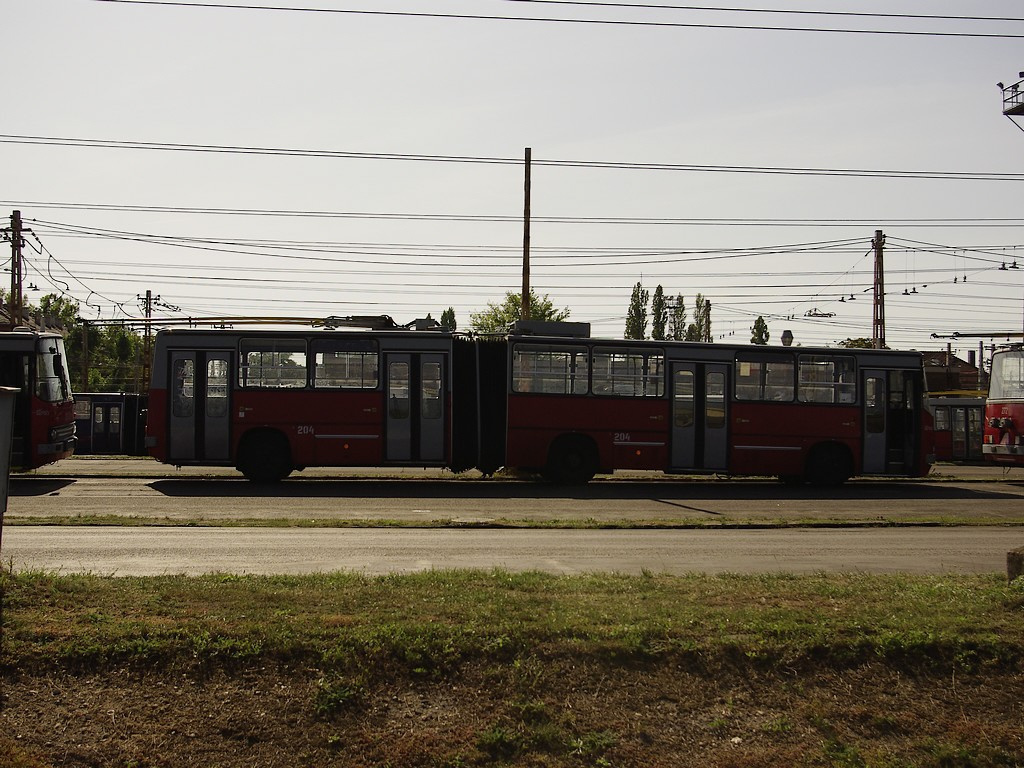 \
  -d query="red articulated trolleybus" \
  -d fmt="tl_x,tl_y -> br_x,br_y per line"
983,345 -> 1024,465
0,329 -> 76,470
146,318 -> 933,484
